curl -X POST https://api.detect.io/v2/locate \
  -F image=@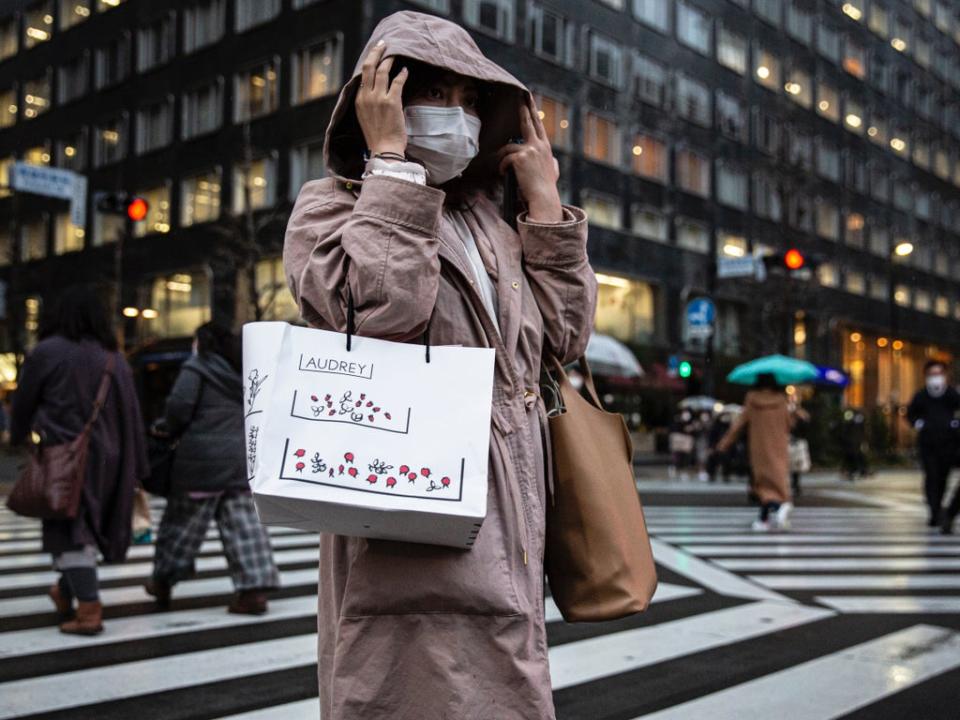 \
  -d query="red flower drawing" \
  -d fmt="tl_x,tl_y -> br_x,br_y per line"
293,448 -> 306,458
348,467 -> 358,478
420,468 -> 431,478
386,476 -> 397,488
310,395 -> 319,402
441,476 -> 451,487
384,412 -> 392,420
366,474 -> 377,484
408,472 -> 417,481
344,452 -> 355,463
338,464 -> 344,475
295,462 -> 305,472
399,465 -> 409,475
